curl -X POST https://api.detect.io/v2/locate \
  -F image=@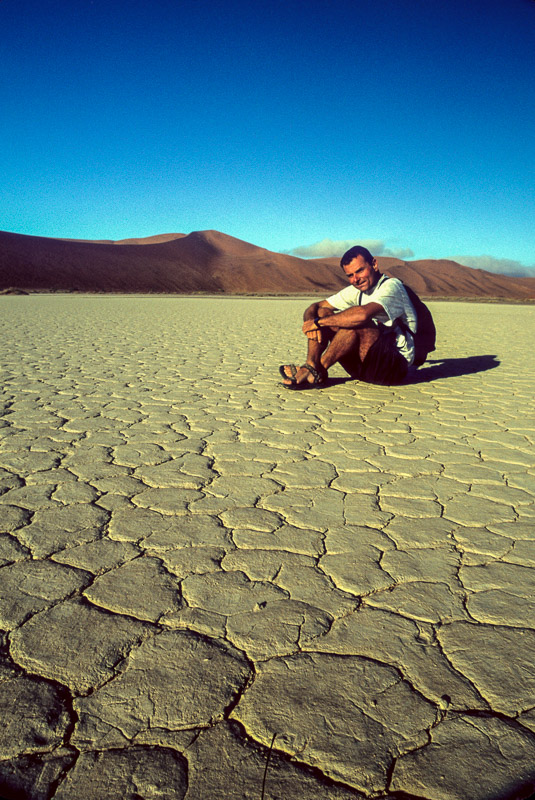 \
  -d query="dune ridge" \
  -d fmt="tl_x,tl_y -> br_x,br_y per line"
1,228 -> 534,299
